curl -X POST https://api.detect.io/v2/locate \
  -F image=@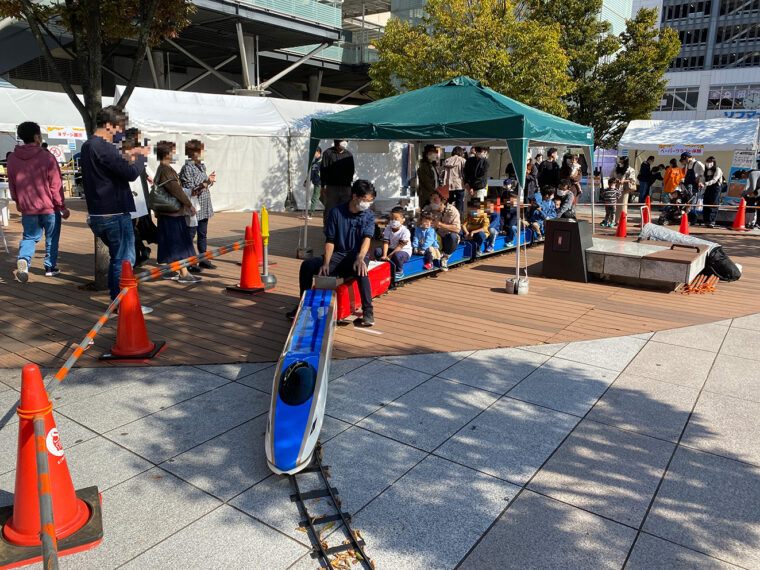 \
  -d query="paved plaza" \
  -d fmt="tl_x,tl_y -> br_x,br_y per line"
1,314 -> 759,569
